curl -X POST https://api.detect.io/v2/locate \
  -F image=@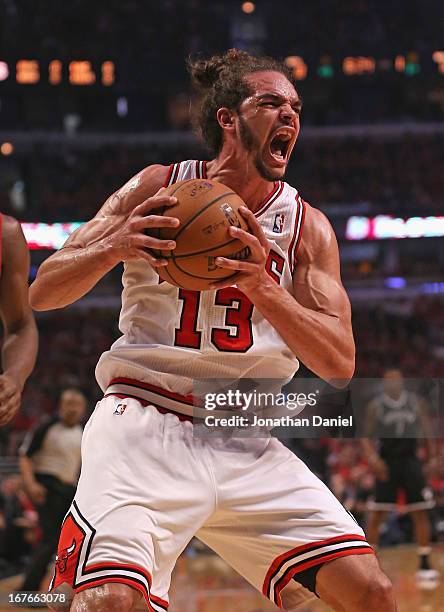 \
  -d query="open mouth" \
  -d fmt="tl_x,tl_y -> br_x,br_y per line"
269,129 -> 293,164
